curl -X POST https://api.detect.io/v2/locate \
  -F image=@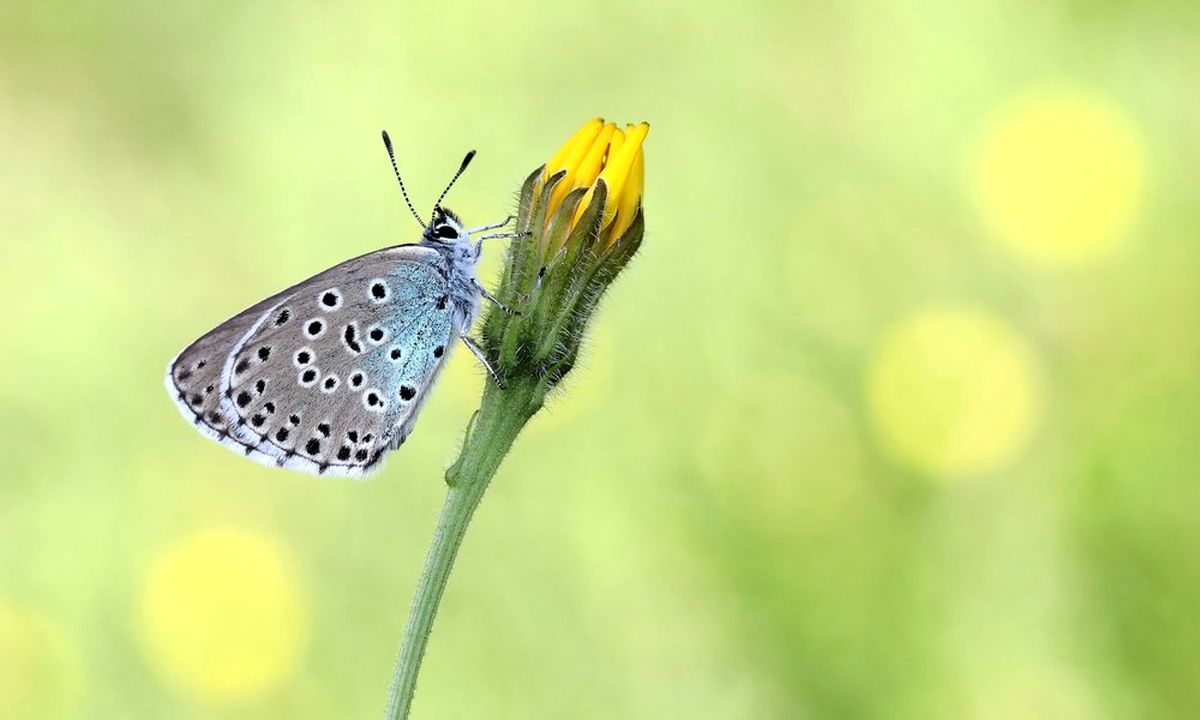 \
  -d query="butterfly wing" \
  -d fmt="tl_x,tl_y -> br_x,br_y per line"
165,244 -> 457,477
